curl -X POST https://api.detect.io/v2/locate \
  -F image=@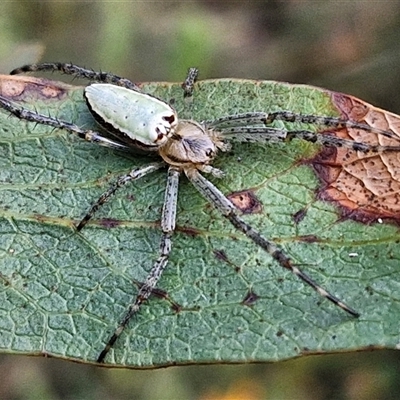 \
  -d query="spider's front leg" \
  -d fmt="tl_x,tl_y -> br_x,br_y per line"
10,62 -> 139,91
76,162 -> 165,231
96,166 -> 180,363
206,111 -> 400,141
185,167 -> 359,318
216,125 -> 400,153
181,67 -> 199,98
0,94 -> 131,151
